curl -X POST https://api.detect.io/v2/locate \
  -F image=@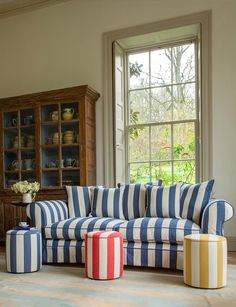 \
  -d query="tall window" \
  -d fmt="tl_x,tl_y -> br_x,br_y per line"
126,41 -> 199,185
